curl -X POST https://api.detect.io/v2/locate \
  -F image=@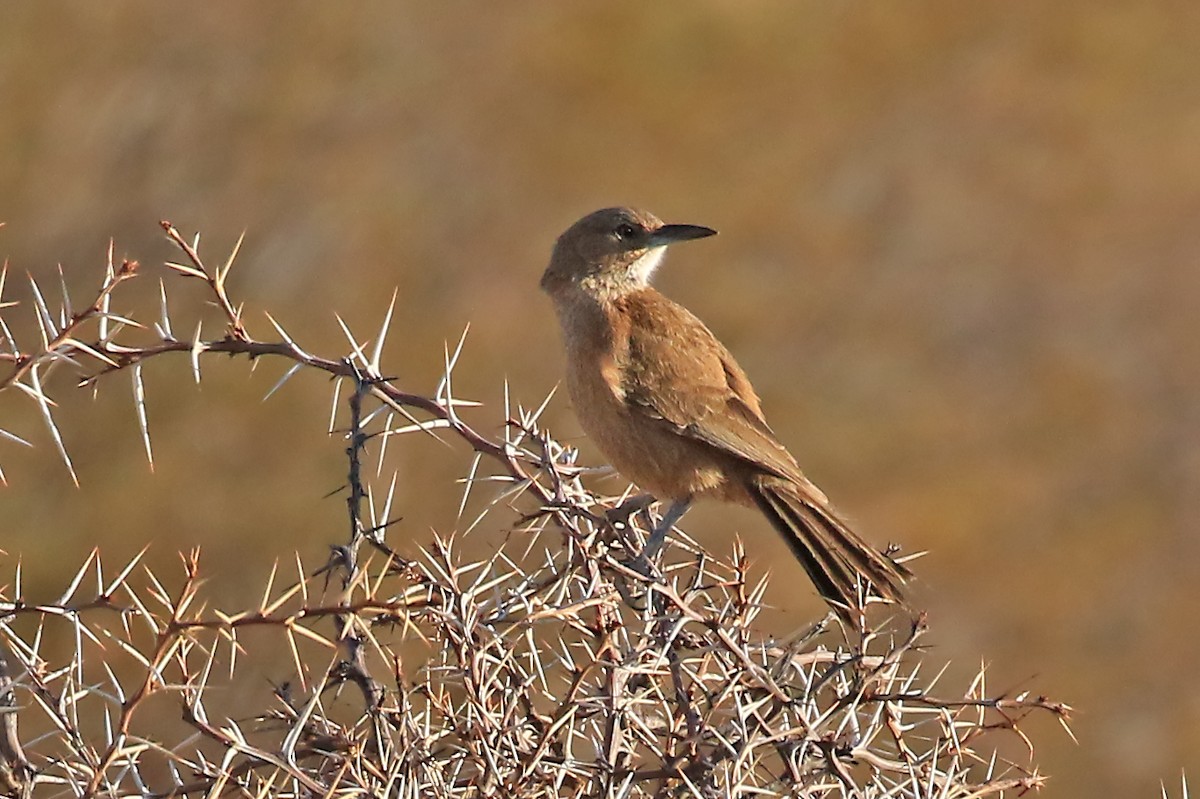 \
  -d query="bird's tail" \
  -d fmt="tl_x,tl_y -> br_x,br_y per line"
747,477 -> 911,619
